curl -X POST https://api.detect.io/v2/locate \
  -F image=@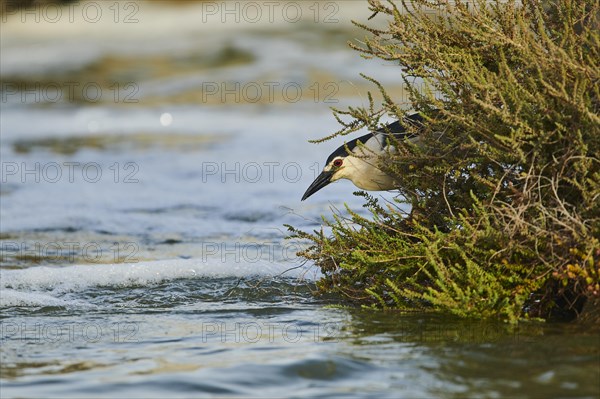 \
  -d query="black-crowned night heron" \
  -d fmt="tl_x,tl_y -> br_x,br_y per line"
301,112 -> 425,201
